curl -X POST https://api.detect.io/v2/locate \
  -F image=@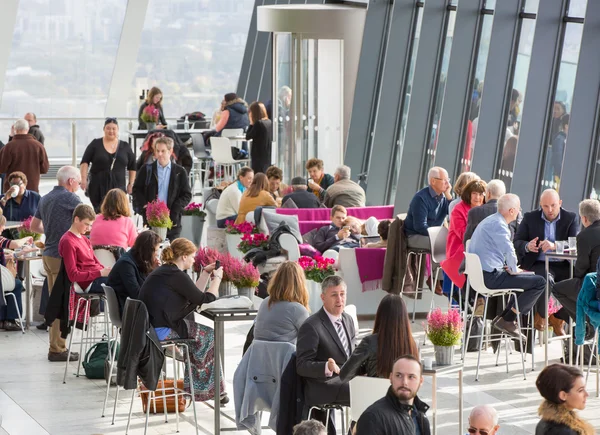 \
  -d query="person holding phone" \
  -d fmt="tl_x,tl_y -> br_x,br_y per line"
306,158 -> 334,202
139,238 -> 229,404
